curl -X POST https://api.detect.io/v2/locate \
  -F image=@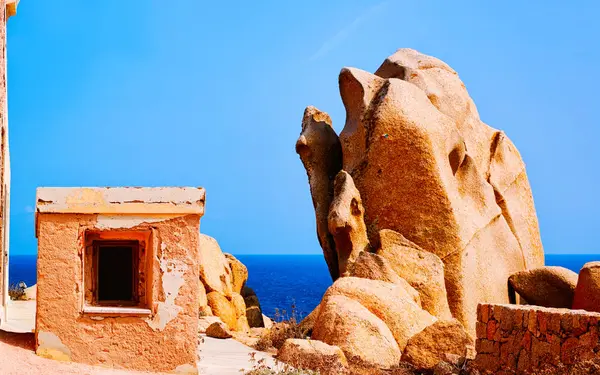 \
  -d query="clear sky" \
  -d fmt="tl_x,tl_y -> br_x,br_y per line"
5,1 -> 599,255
